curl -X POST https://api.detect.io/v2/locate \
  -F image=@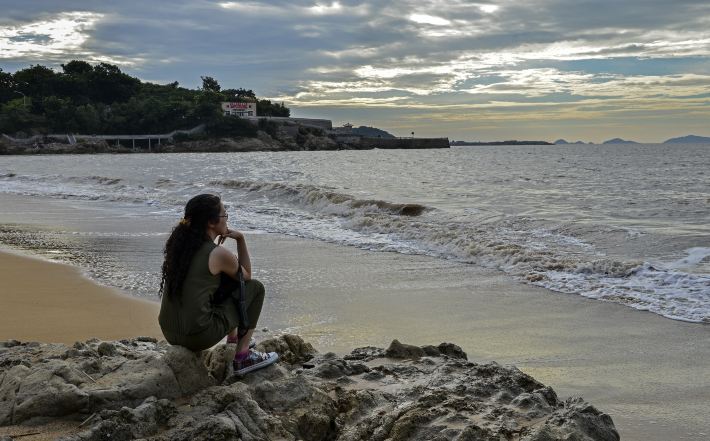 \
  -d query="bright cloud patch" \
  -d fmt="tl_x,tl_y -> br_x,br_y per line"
408,14 -> 451,26
478,4 -> 499,13
0,12 -> 102,59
